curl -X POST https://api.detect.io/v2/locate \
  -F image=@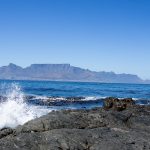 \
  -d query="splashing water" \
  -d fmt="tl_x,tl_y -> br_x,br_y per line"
0,83 -> 51,129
